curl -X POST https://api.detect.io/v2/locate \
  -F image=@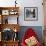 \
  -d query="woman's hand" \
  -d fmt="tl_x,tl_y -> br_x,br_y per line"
25,36 -> 38,46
